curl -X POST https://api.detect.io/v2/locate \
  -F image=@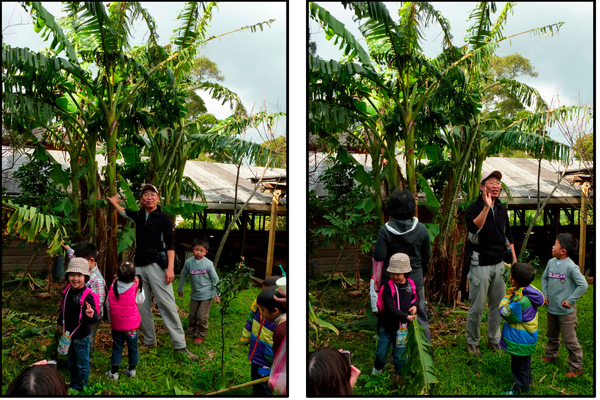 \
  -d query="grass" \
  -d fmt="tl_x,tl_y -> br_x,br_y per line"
310,272 -> 594,396
2,275 -> 262,395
